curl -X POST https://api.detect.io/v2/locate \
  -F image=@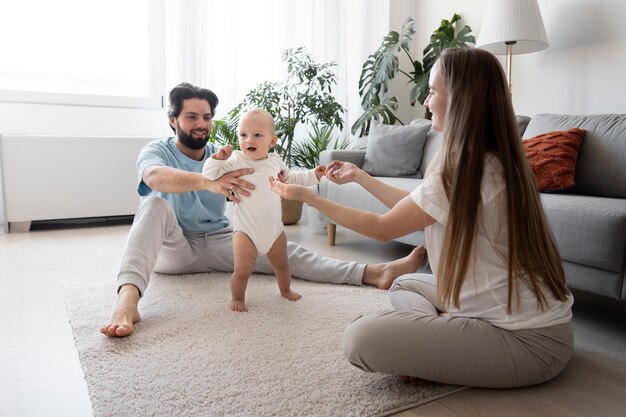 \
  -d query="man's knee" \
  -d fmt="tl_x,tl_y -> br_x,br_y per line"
136,196 -> 175,220
132,196 -> 178,235
139,196 -> 170,212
